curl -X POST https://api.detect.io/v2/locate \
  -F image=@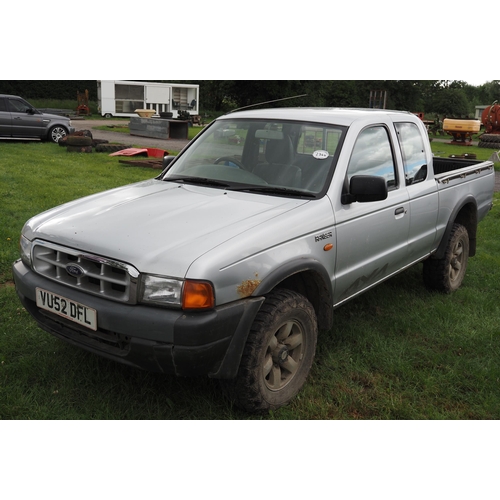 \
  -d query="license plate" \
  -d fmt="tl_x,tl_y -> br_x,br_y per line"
36,288 -> 97,331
